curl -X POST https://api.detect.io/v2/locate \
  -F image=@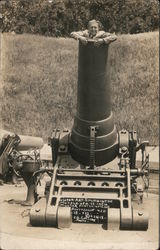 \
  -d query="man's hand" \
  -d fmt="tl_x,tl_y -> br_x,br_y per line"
94,38 -> 104,47
79,37 -> 88,45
